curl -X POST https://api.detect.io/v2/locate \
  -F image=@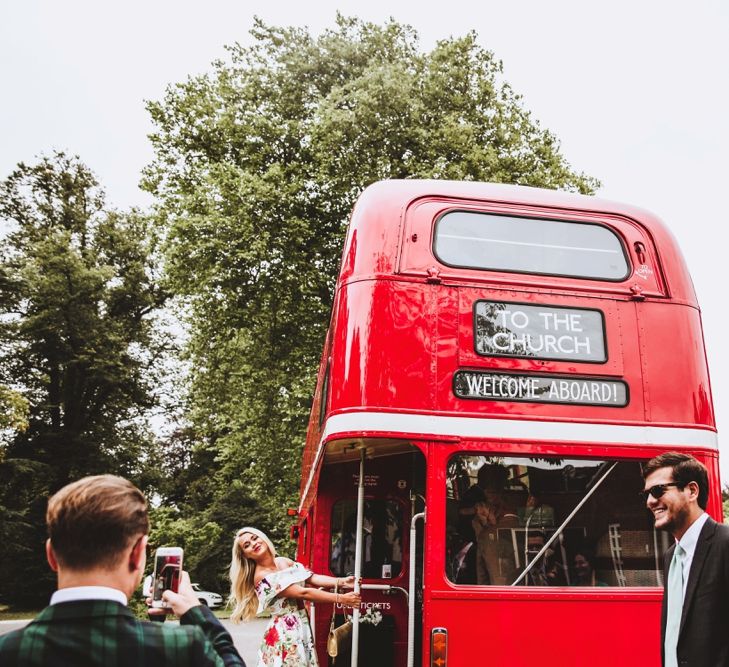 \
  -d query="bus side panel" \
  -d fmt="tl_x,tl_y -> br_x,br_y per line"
423,442 -> 669,667
425,596 -> 661,667
329,277 -> 715,434
636,302 -> 715,427
330,280 -> 438,412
